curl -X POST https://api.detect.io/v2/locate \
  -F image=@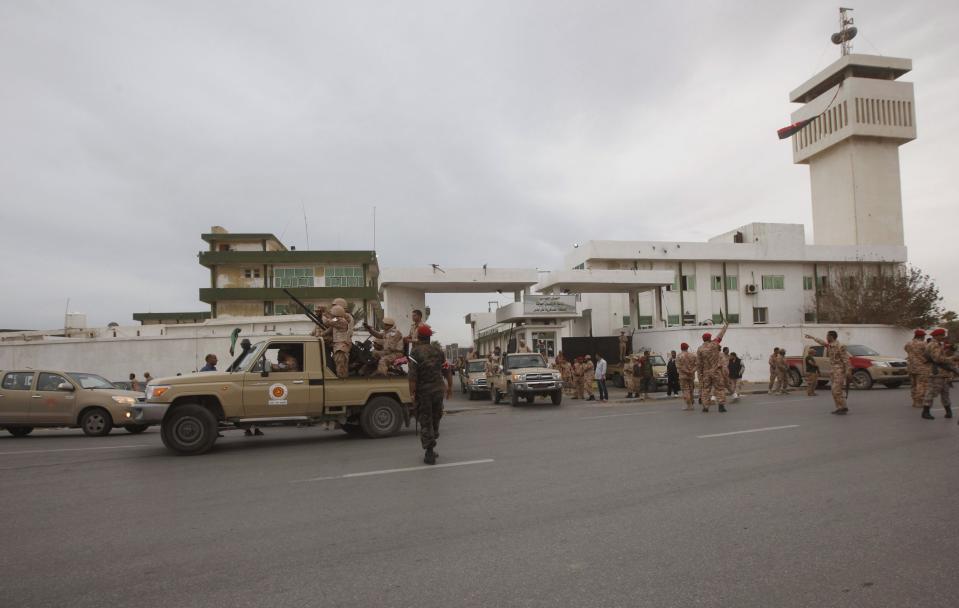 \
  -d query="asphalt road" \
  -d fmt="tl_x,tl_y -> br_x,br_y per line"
1,389 -> 957,608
